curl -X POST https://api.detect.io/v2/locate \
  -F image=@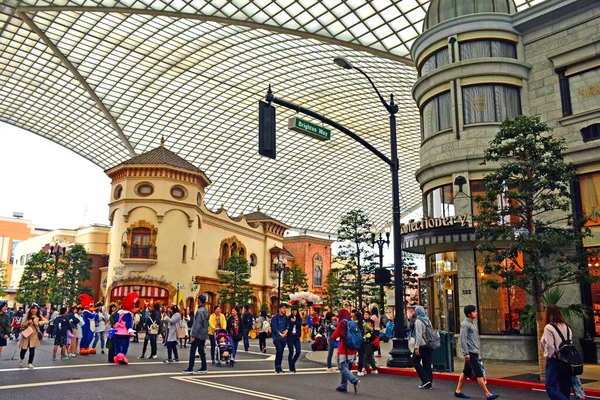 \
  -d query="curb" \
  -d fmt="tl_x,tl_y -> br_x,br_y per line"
306,352 -> 600,398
